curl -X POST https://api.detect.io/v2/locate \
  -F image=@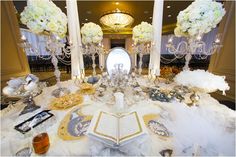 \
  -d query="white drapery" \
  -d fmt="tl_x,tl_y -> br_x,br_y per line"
66,0 -> 84,79
149,0 -> 163,76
